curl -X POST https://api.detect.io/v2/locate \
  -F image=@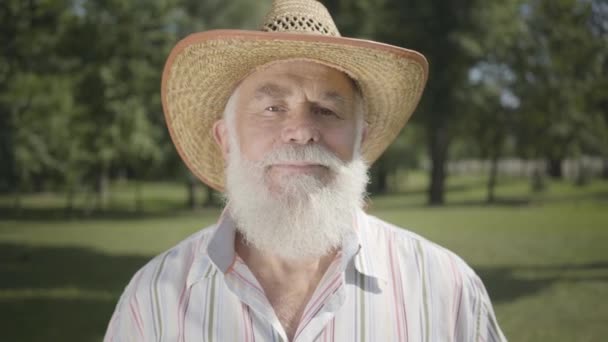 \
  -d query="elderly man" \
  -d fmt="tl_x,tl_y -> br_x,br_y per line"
105,0 -> 506,341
